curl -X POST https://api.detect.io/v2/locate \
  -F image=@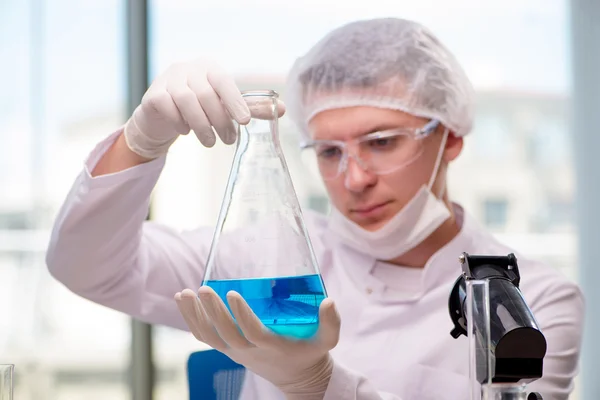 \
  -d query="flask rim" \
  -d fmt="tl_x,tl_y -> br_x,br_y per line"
241,89 -> 279,98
